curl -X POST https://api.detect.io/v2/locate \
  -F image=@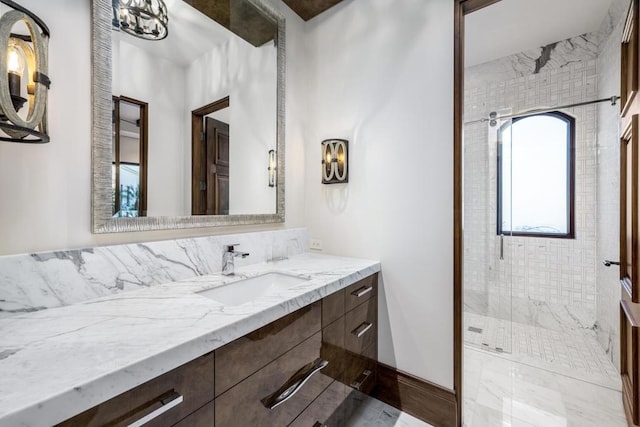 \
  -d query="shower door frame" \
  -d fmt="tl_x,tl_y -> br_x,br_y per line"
453,0 -> 503,425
